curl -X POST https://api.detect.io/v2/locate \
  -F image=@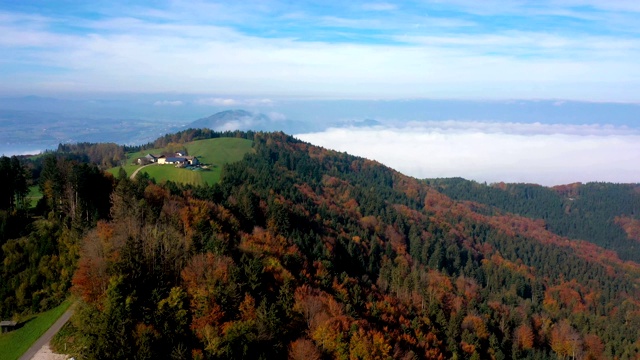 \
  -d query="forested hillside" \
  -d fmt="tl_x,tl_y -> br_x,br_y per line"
60,133 -> 640,359
427,178 -> 640,263
1,153 -> 113,318
0,130 -> 253,321
2,132 -> 640,359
